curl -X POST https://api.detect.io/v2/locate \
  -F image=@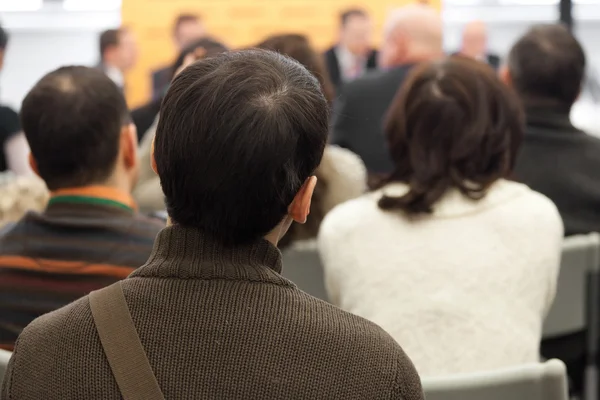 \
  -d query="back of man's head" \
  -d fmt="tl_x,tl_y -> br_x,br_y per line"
507,24 -> 585,108
155,50 -> 328,245
21,66 -> 129,190
380,4 -> 443,68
